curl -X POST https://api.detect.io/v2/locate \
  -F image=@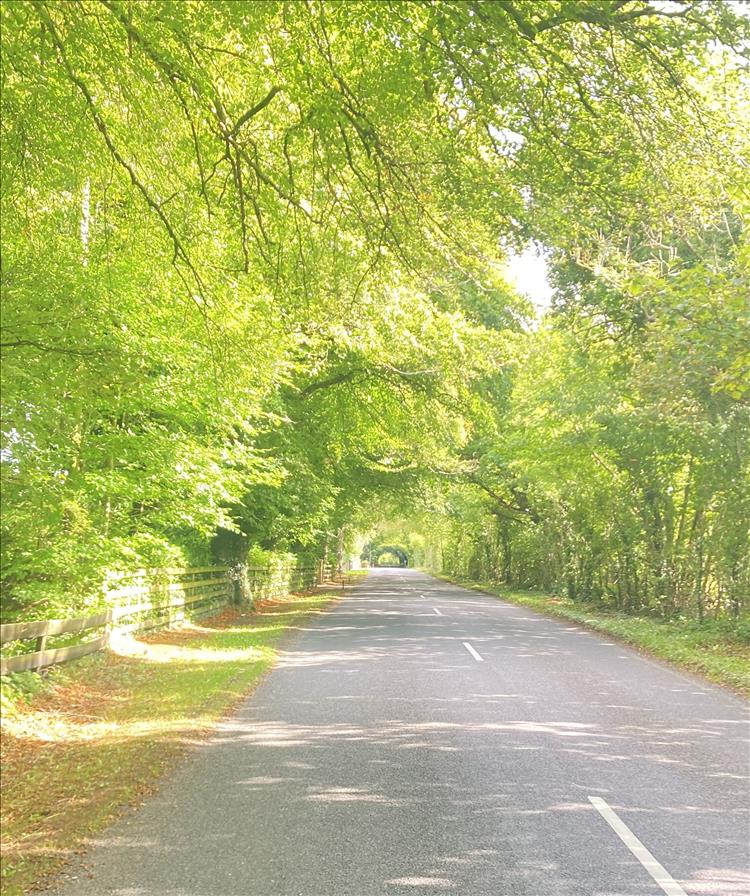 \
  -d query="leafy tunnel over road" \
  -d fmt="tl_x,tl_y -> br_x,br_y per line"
2,0 -> 748,627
